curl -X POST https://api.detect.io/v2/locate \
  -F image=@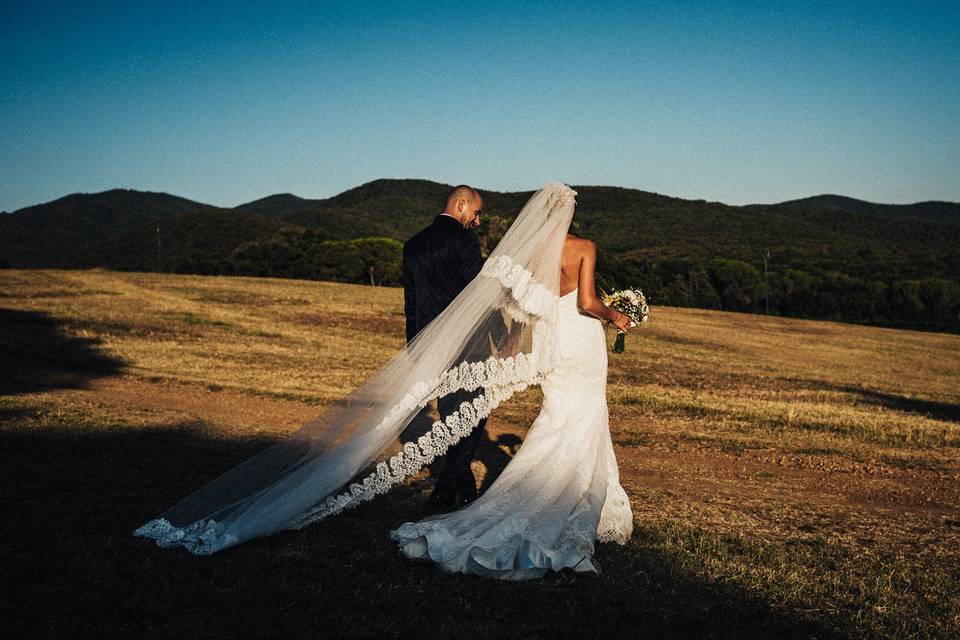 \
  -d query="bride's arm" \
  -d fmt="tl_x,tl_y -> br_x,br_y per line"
576,240 -> 632,332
